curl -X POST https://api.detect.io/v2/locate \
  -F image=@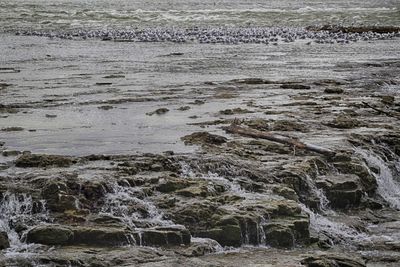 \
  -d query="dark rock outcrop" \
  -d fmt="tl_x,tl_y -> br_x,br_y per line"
26,225 -> 74,245
181,132 -> 227,146
0,232 -> 10,250
15,154 -> 76,168
301,254 -> 366,267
